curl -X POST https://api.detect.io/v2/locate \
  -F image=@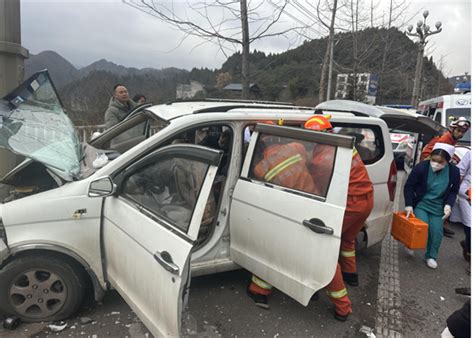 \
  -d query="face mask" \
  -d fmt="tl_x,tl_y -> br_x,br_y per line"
430,161 -> 446,172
